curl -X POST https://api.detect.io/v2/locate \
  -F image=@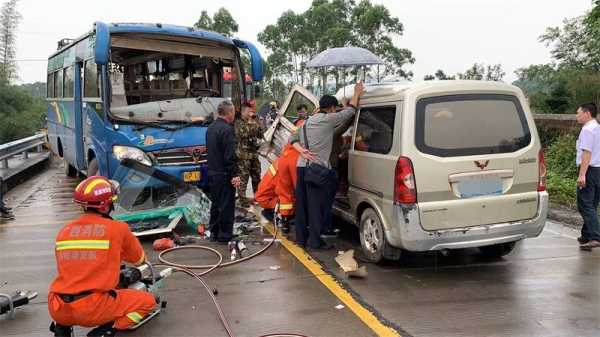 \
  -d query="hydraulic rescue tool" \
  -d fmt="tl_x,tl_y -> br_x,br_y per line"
0,290 -> 38,319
